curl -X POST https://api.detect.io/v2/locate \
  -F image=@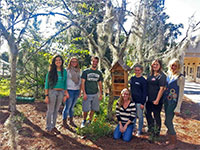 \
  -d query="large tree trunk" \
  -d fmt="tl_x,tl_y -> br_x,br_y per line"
9,48 -> 18,112
7,40 -> 18,150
